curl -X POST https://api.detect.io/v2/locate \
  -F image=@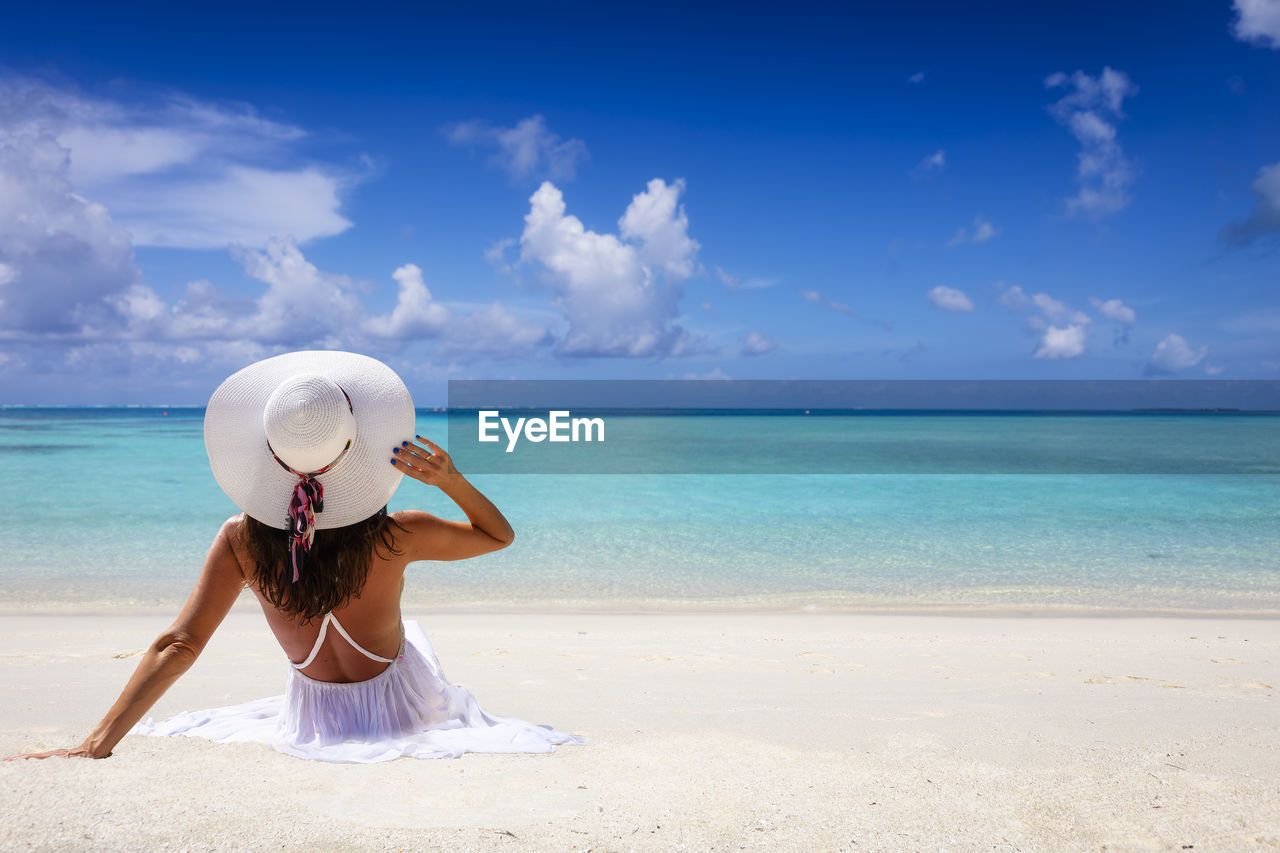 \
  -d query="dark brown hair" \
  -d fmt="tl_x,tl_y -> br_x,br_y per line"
240,507 -> 407,622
